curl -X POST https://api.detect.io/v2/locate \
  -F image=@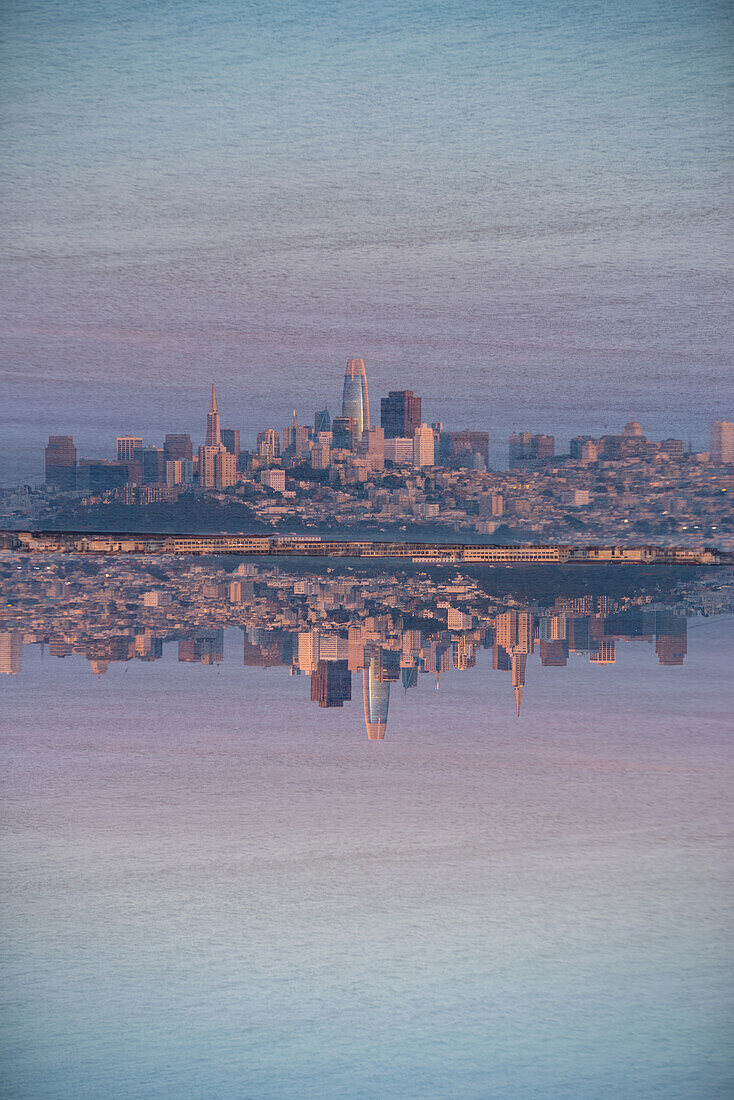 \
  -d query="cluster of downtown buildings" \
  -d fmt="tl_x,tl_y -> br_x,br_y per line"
15,359 -> 734,549
3,552 -> 730,733
42,359 -> 494,497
